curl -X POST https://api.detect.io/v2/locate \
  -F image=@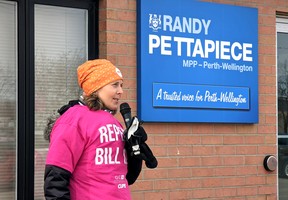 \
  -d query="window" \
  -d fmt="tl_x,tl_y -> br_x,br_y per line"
0,1 -> 17,199
0,0 -> 97,198
34,5 -> 88,199
277,16 -> 288,200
